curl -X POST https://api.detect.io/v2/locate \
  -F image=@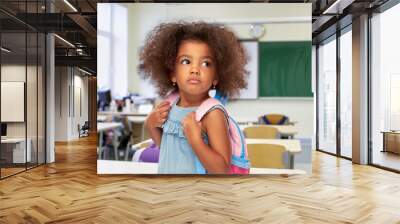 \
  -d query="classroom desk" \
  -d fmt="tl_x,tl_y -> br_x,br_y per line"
97,115 -> 107,122
245,139 -> 301,153
97,122 -> 123,160
267,125 -> 298,138
98,122 -> 123,132
98,111 -> 148,116
97,160 -> 306,175
240,124 -> 298,139
127,116 -> 147,142
246,138 -> 302,168
127,116 -> 147,123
